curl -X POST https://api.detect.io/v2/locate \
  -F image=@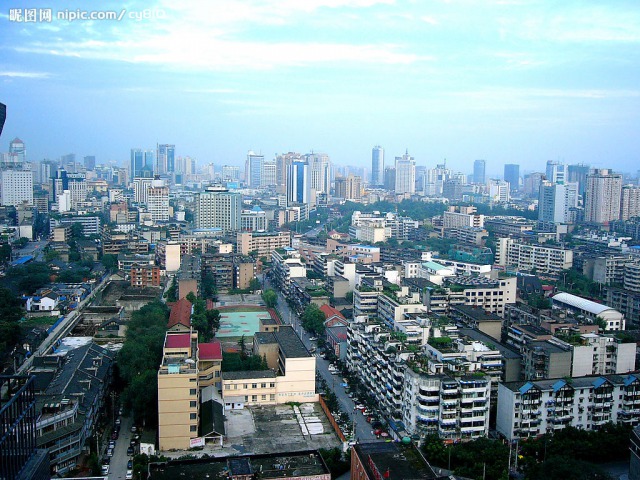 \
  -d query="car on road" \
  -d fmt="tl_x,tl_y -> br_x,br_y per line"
106,448 -> 114,457
131,425 -> 137,433
127,446 -> 135,456
127,460 -> 133,469
309,337 -> 317,341
115,418 -> 121,426
101,465 -> 110,475
126,470 -> 133,479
